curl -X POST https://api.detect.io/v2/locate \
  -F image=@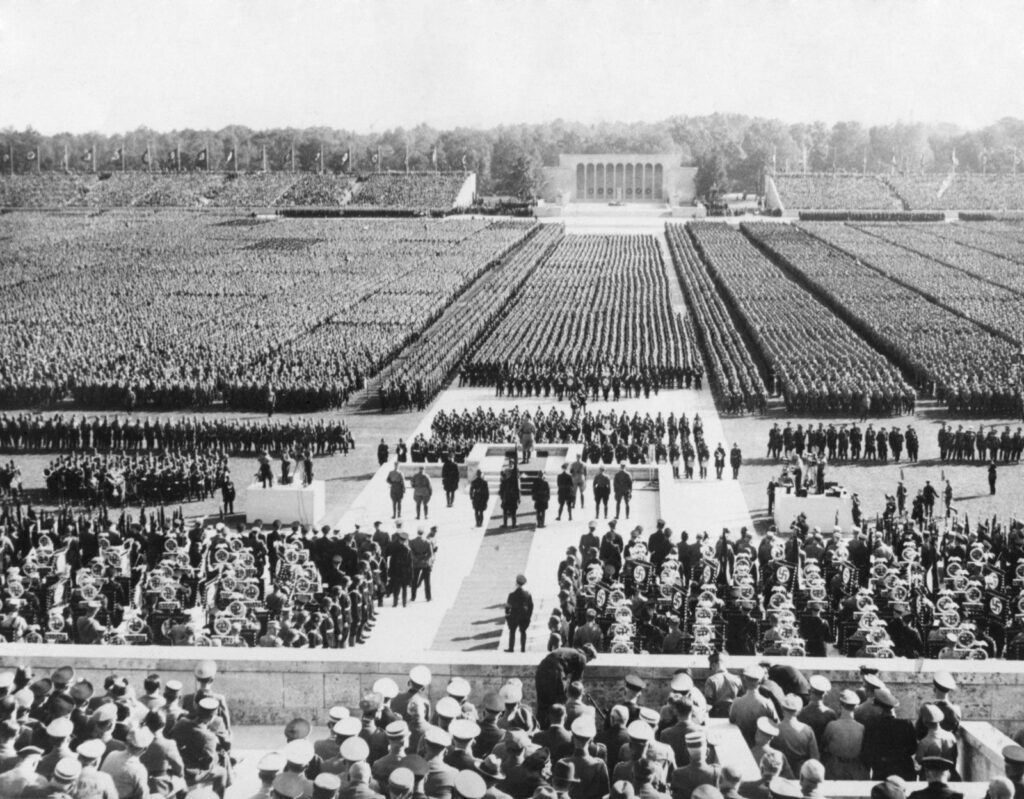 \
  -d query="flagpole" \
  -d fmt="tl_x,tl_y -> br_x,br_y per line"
8,144 -> 12,177
35,147 -> 40,175
91,144 -> 96,174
